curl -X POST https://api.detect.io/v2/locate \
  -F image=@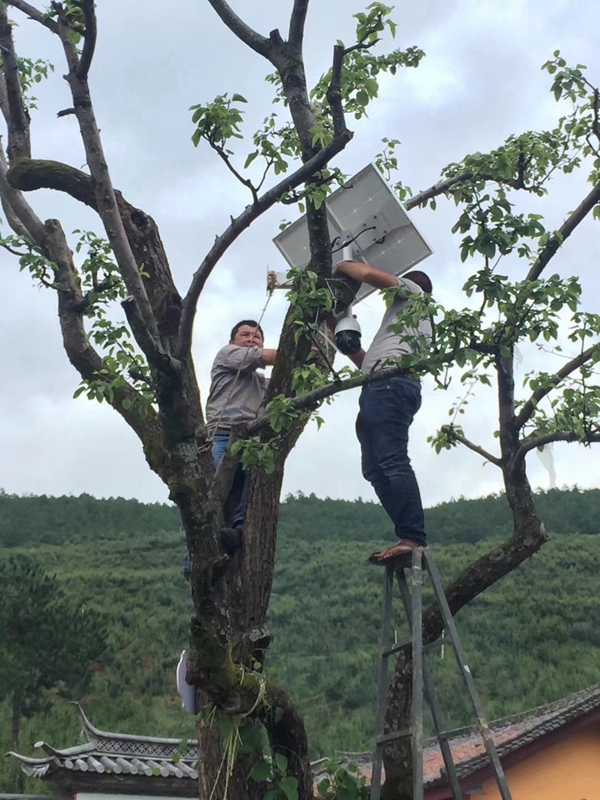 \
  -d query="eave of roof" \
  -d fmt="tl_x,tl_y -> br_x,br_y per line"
8,683 -> 600,793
